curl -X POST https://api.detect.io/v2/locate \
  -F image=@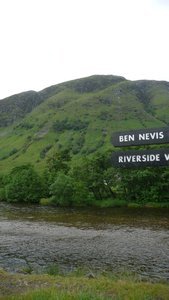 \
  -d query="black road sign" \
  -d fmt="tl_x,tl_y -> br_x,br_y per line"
112,148 -> 169,168
112,127 -> 169,147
